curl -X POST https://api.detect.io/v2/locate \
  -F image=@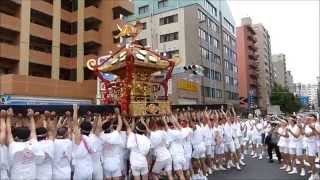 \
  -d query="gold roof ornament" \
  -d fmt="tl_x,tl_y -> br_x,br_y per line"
114,20 -> 144,40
